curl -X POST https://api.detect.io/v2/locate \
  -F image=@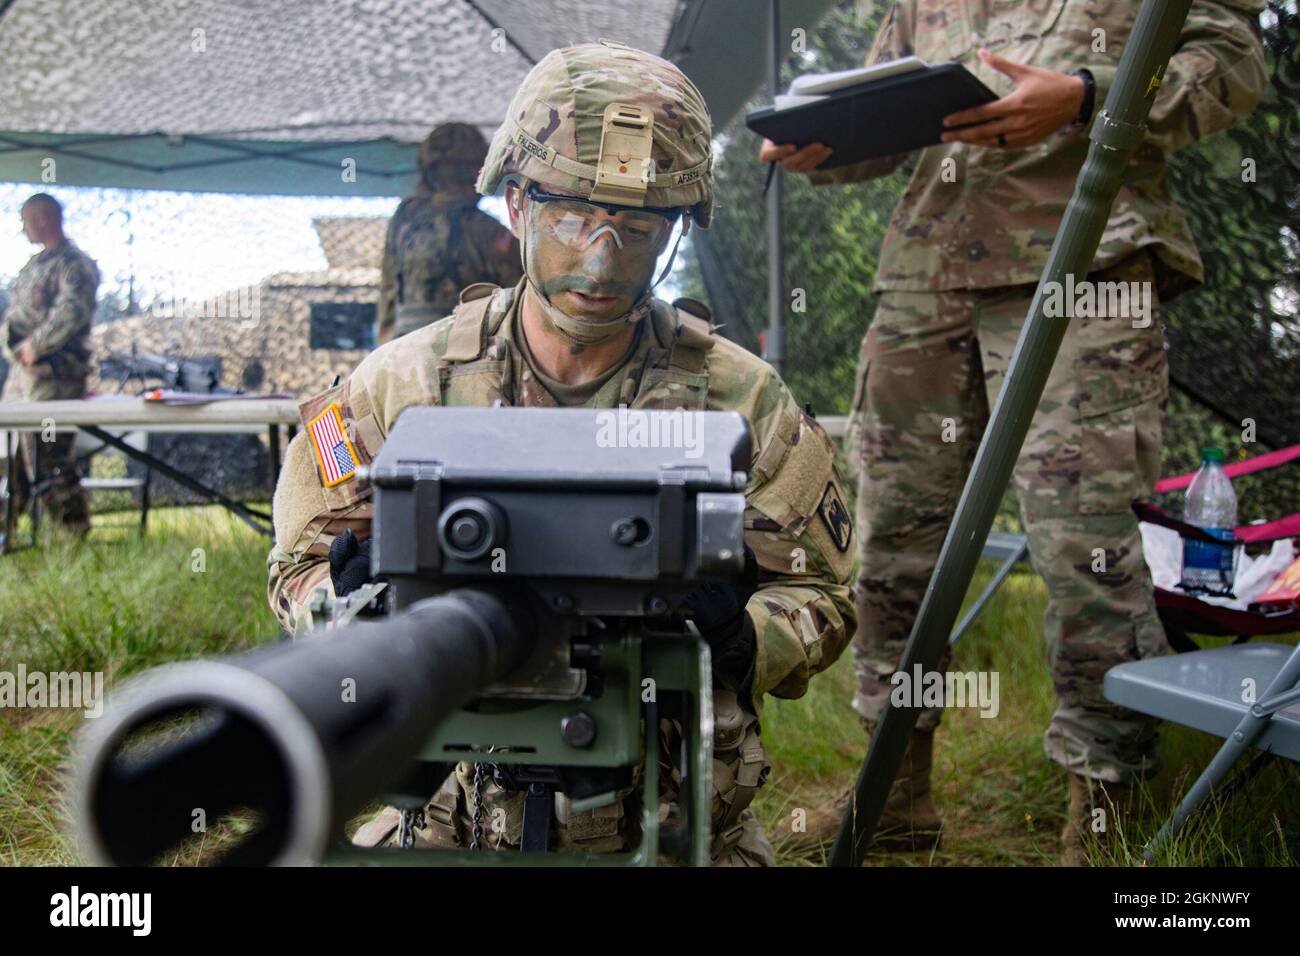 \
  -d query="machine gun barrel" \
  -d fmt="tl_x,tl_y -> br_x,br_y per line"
74,587 -> 533,866
101,350 -> 228,393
